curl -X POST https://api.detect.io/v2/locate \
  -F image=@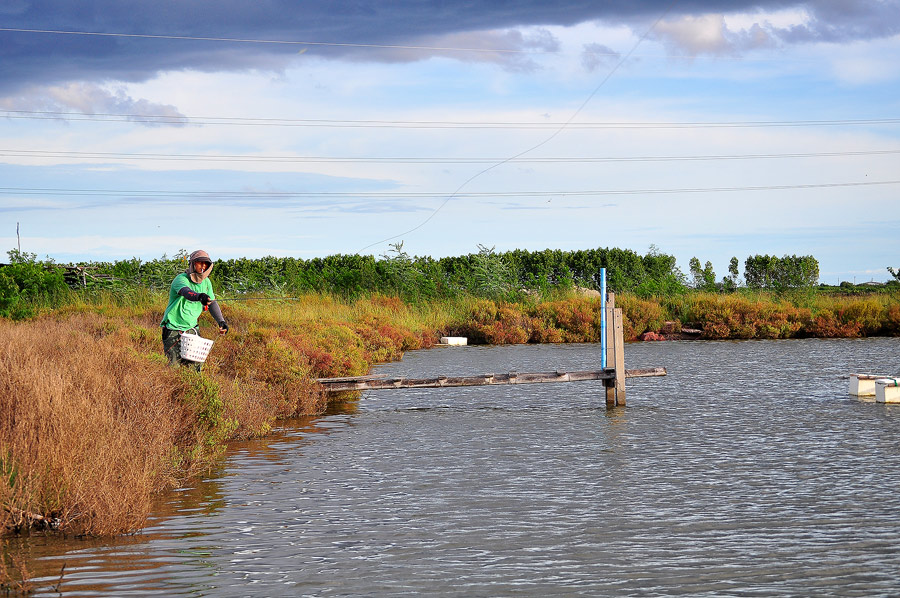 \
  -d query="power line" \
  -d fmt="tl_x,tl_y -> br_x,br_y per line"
0,27 -> 836,63
357,0 -> 676,251
3,147 -> 899,164
0,27 -> 541,54
3,110 -> 900,129
0,26 -> 827,64
1,180 -> 897,199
